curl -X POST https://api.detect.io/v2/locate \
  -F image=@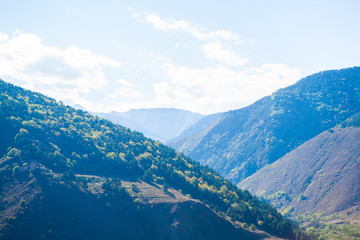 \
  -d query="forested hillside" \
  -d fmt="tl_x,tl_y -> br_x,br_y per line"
169,67 -> 360,183
0,80 -> 304,239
